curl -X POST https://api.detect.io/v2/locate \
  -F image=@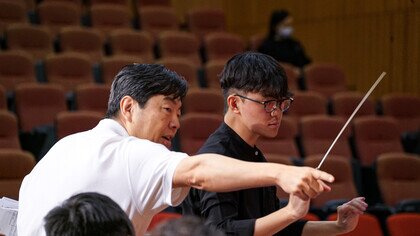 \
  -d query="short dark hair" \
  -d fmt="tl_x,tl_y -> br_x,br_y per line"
151,215 -> 225,236
44,192 -> 134,236
268,9 -> 290,38
220,52 -> 289,100
105,64 -> 188,118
